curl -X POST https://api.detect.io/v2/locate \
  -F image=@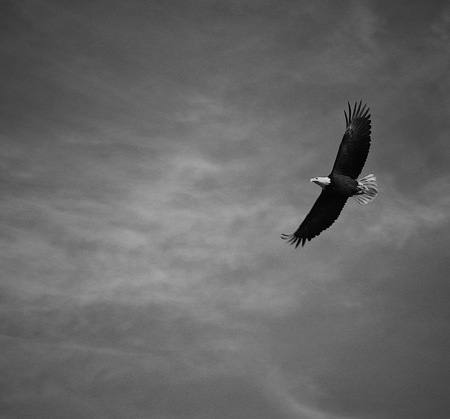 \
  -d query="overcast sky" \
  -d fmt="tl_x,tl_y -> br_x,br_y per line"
1,1 -> 450,418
